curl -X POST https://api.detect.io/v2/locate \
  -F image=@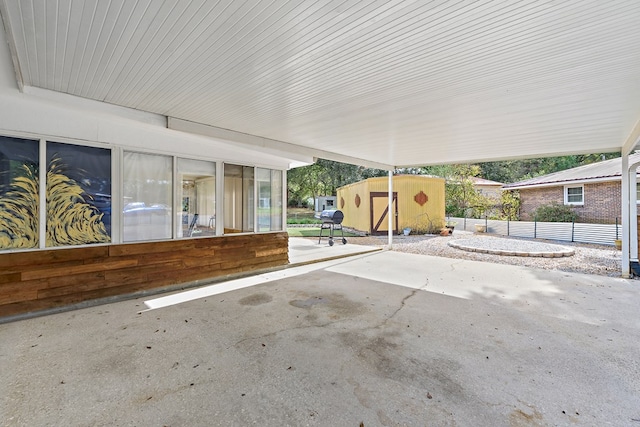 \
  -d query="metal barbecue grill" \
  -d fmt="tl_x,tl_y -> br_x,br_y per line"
316,209 -> 347,246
